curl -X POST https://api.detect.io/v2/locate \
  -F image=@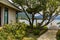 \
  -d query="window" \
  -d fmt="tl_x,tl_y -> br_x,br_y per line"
16,11 -> 18,22
4,8 -> 8,24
